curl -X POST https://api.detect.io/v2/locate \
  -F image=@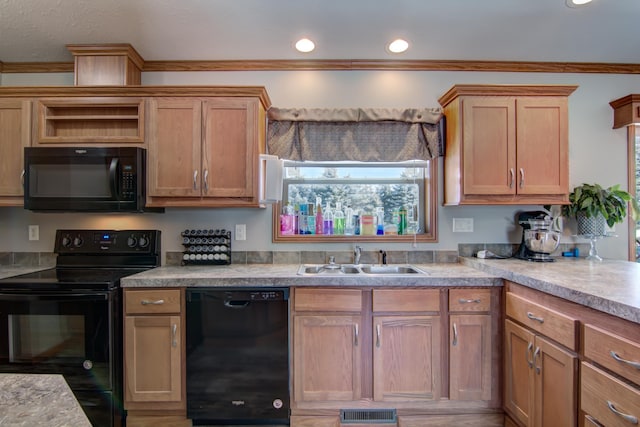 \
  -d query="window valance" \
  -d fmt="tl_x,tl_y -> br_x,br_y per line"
266,108 -> 444,162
